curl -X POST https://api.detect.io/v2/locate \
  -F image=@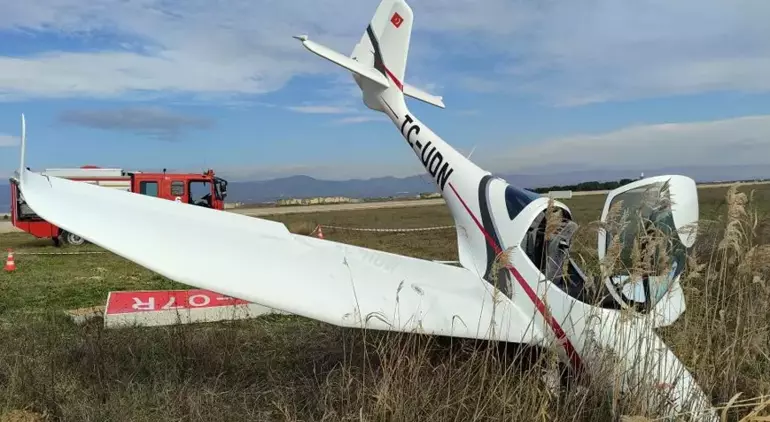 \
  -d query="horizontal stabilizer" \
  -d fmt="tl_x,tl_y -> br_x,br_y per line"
295,35 -> 445,109
404,83 -> 445,108
295,36 -> 389,89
